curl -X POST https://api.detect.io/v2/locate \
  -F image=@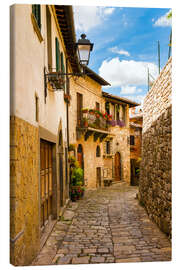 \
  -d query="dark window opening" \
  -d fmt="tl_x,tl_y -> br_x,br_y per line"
130,135 -> 135,145
96,102 -> 100,111
35,95 -> 39,122
32,4 -> 41,29
105,102 -> 110,115
96,145 -> 101,157
106,141 -> 110,154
